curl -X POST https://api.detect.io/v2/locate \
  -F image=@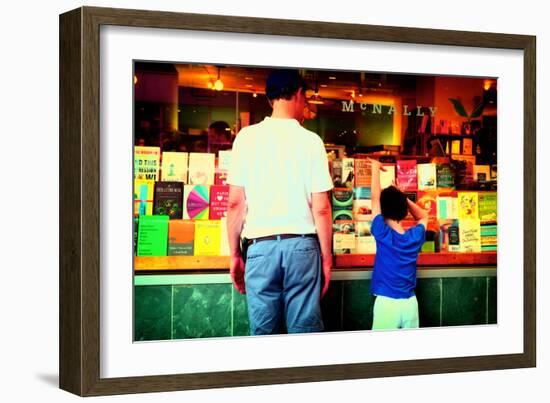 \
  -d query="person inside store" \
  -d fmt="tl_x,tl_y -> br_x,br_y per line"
368,157 -> 428,329
226,69 -> 334,335
207,120 -> 233,154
